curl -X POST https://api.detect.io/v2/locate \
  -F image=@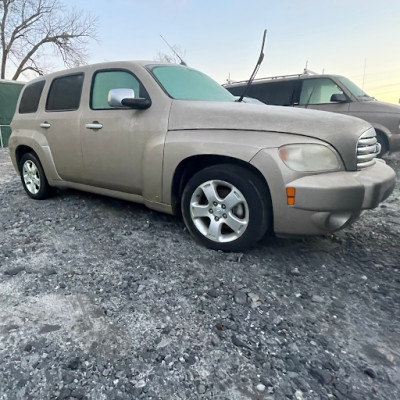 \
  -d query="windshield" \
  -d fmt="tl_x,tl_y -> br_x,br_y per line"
337,76 -> 373,100
148,65 -> 235,102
